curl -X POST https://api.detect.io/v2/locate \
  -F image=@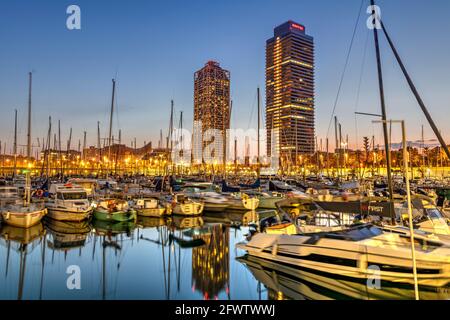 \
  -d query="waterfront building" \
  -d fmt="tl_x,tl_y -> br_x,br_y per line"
193,61 -> 231,164
266,20 -> 315,165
